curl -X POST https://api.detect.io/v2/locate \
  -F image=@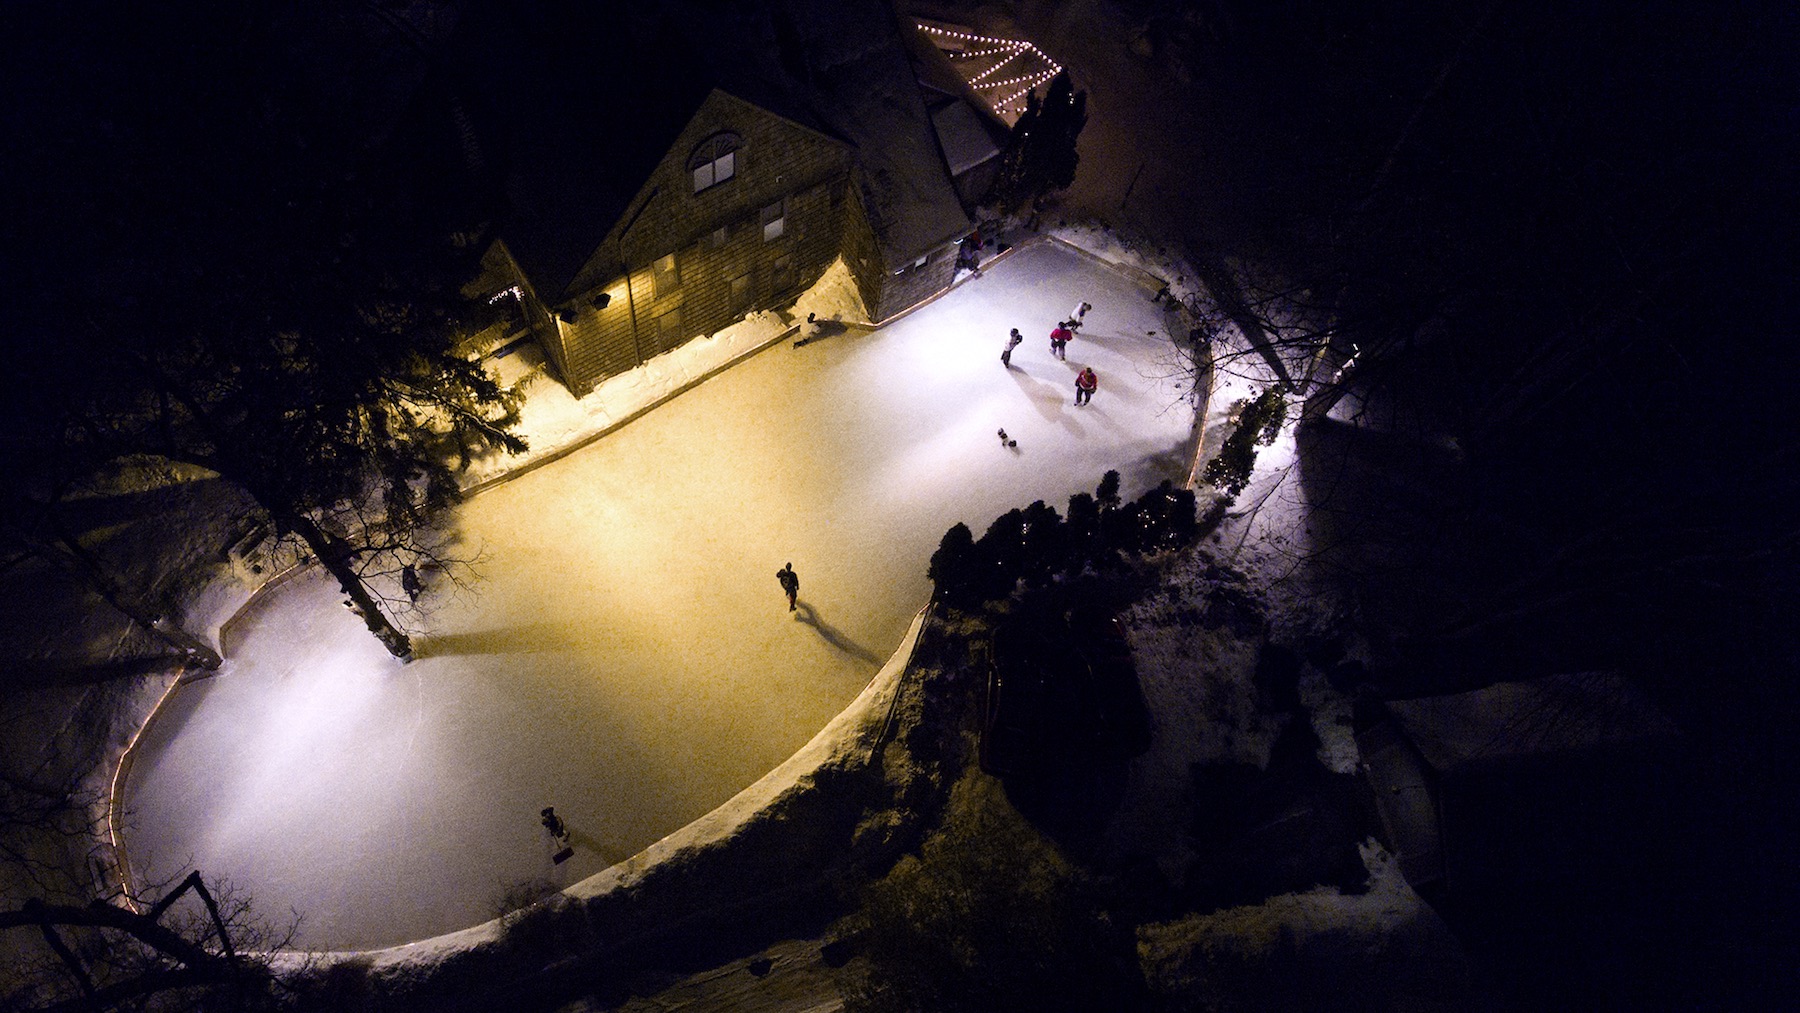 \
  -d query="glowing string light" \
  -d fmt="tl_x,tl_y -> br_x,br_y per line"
952,46 -> 1018,60
916,20 -> 1064,123
968,49 -> 1027,85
